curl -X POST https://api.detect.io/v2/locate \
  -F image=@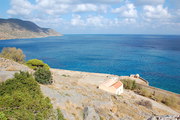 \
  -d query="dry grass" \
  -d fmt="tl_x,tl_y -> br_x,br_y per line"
139,88 -> 152,97
6,66 -> 18,71
137,100 -> 152,109
136,87 -> 180,112
44,69 -> 179,119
